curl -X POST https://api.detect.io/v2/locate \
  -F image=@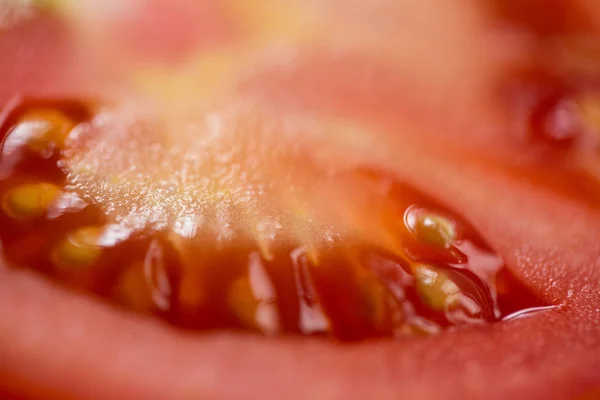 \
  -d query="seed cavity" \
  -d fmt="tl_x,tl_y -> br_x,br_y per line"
117,262 -> 157,313
357,269 -> 398,329
0,101 -> 547,341
177,268 -> 207,314
228,252 -> 280,334
117,239 -> 176,313
228,276 -> 261,330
